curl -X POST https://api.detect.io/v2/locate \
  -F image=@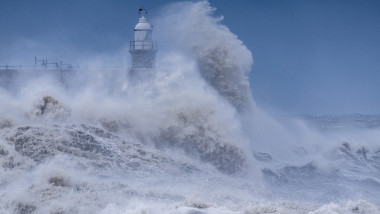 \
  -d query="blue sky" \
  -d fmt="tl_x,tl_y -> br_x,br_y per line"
0,0 -> 379,114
